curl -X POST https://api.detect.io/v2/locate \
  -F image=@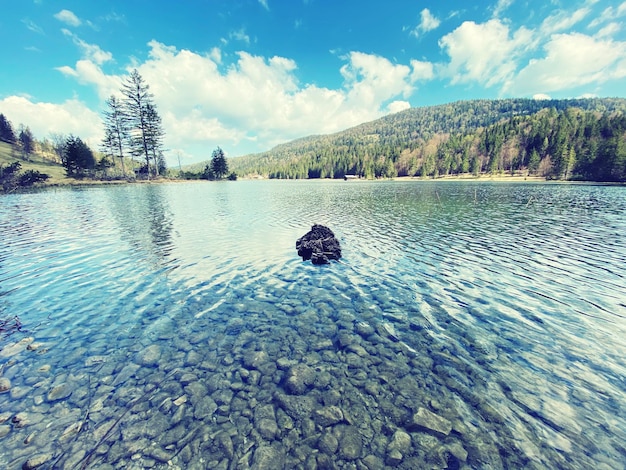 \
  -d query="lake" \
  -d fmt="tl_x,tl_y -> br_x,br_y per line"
1,180 -> 625,469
